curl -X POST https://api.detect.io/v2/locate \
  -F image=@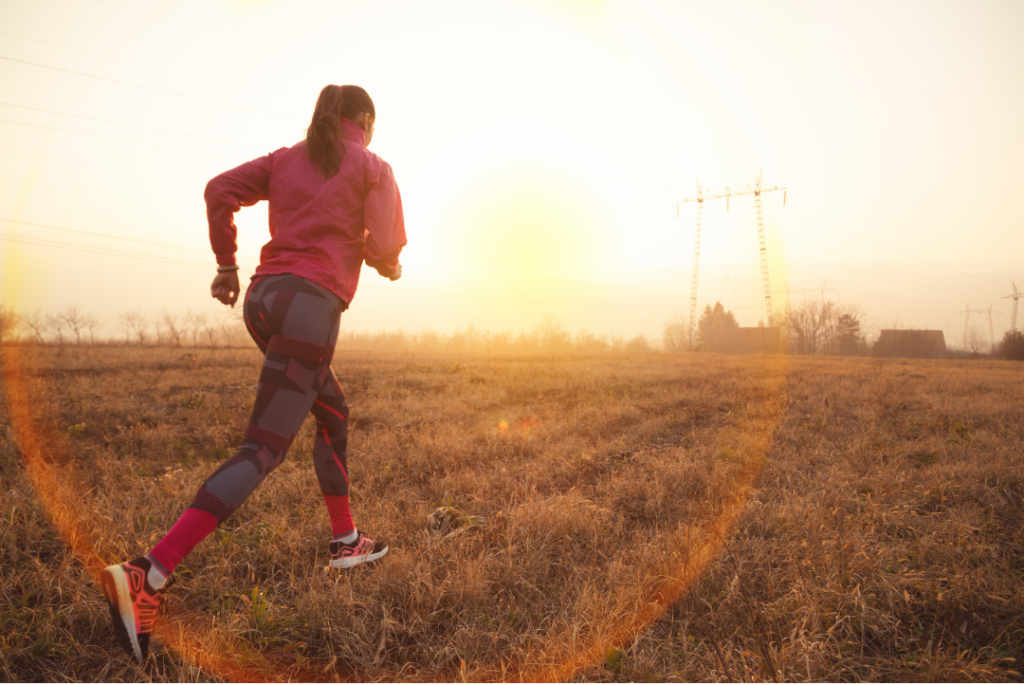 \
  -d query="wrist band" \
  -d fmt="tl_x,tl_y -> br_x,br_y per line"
217,264 -> 239,273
